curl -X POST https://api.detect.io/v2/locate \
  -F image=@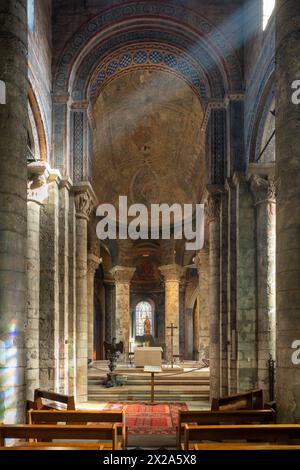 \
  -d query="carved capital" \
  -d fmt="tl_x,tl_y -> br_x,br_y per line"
250,175 -> 276,205
74,182 -> 98,221
75,192 -> 93,220
205,193 -> 221,222
27,161 -> 48,204
110,266 -> 136,284
159,264 -> 184,282
87,254 -> 102,275
194,250 -> 209,273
